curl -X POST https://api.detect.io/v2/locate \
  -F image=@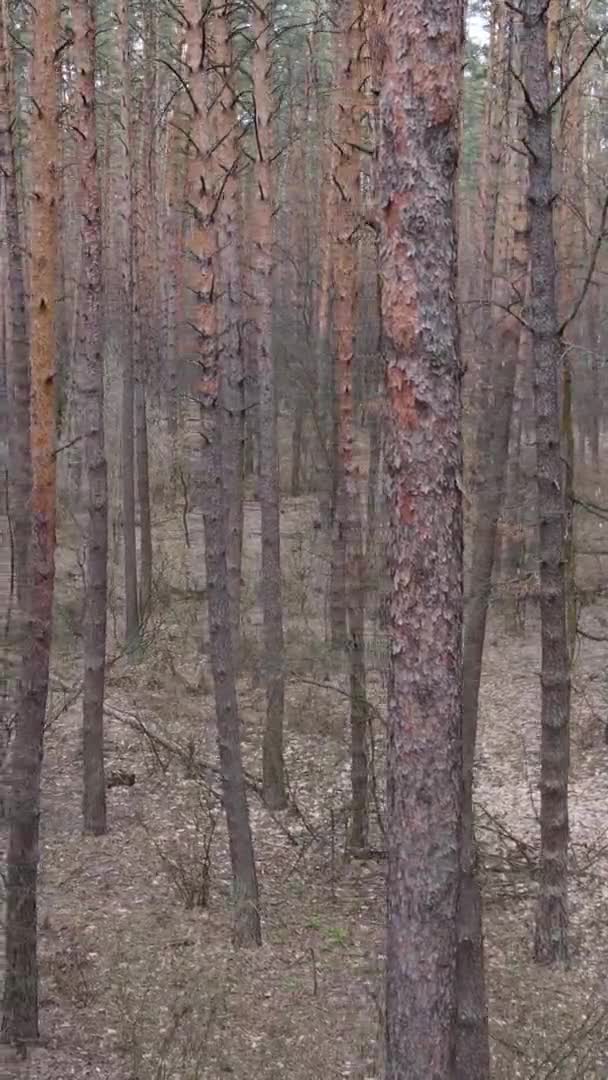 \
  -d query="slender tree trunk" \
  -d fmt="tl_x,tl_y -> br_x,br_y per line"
183,0 -> 261,946
316,139 -> 336,530
73,0 -> 108,836
523,0 -> 570,966
0,0 -> 30,613
164,79 -> 189,442
333,0 -> 368,850
115,0 -> 139,644
457,13 -> 528,1072
555,0 -> 586,654
252,0 -> 287,810
2,0 -> 58,1042
291,400 -> 305,496
135,375 -> 152,616
215,16 -> 244,662
469,0 -> 508,409
379,1 -> 465,1074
